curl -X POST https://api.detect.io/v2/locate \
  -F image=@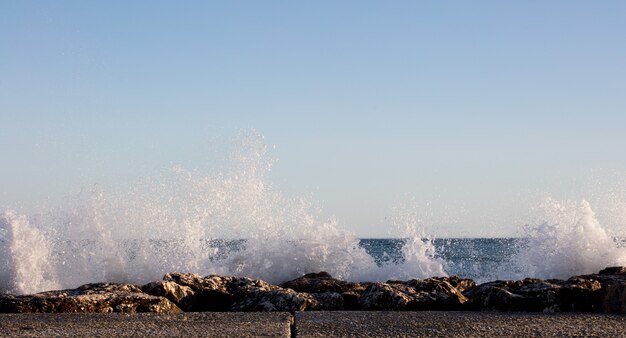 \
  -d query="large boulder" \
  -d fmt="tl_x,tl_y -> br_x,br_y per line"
464,279 -> 561,311
464,277 -> 604,312
0,283 -> 181,313
279,272 -> 369,310
141,280 -> 197,310
279,272 -> 363,293
143,272 -> 314,312
358,277 -> 471,310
